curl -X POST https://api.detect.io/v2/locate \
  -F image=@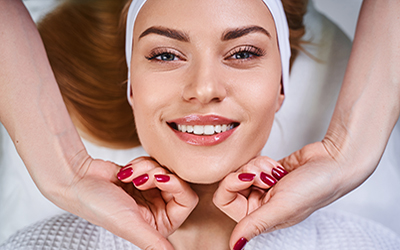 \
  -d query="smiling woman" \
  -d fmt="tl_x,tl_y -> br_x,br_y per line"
2,0 -> 400,250
35,0 -> 306,151
128,0 -> 284,184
